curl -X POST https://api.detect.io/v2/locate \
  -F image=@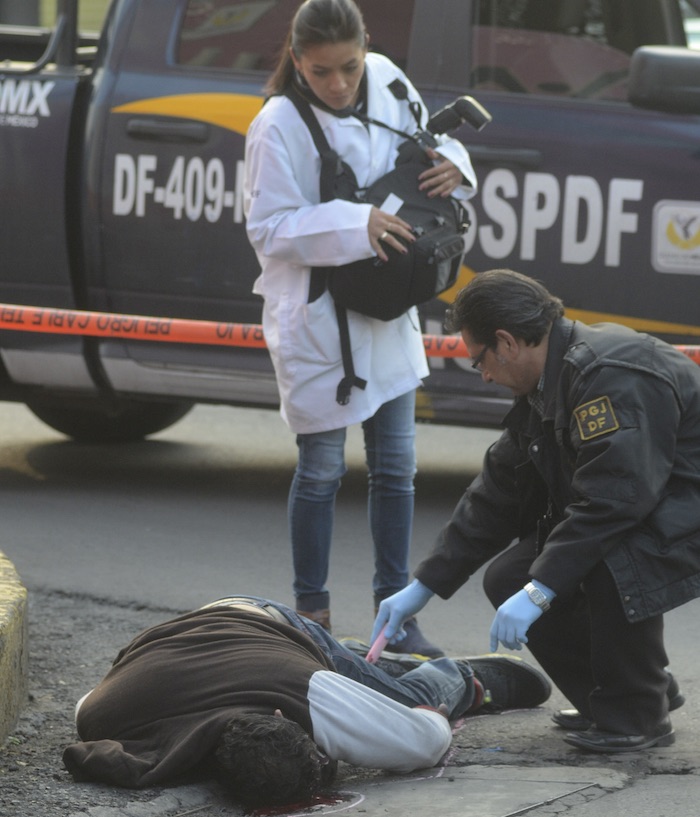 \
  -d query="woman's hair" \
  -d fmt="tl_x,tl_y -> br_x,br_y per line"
444,268 -> 565,347
265,0 -> 367,96
212,713 -> 337,809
